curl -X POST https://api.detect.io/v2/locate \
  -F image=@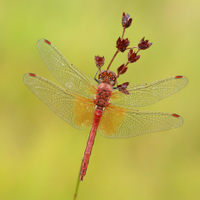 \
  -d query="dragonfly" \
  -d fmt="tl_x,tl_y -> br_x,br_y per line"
23,38 -> 188,181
